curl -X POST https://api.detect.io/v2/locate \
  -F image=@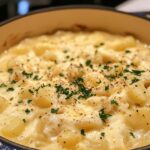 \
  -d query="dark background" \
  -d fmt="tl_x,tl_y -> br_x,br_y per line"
0,0 -> 127,22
